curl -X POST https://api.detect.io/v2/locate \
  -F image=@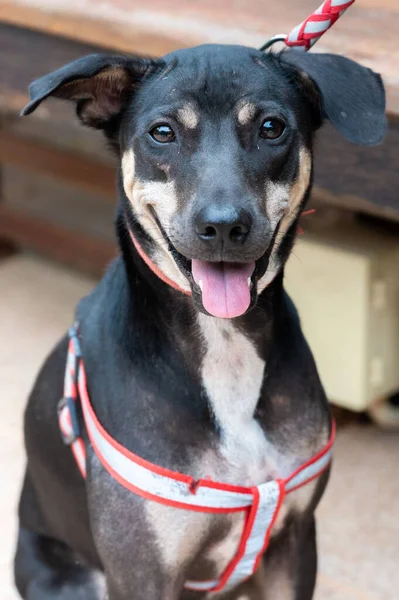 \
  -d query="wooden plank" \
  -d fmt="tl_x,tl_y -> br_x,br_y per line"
312,186 -> 399,226
1,117 -> 398,227
0,3 -> 181,58
0,131 -> 116,200
2,117 -> 397,225
3,164 -> 115,242
0,24 -> 118,162
0,23 -> 397,224
0,165 -> 18,260
0,240 -> 16,260
1,0 -> 399,115
0,206 -> 116,277
313,120 -> 399,221
0,23 -> 106,115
